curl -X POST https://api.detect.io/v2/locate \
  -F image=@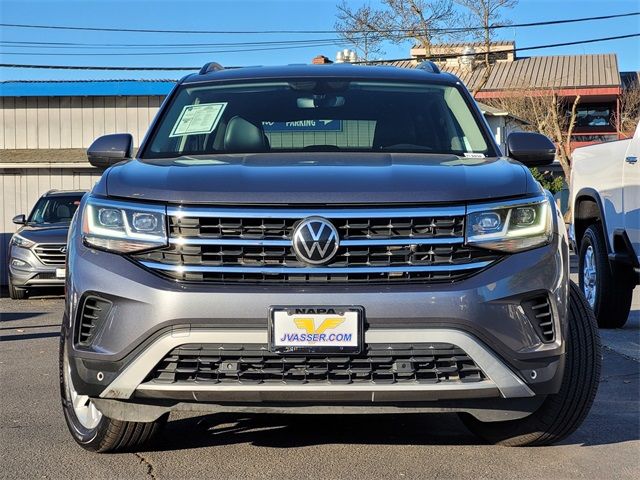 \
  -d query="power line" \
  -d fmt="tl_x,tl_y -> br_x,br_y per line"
1,32 -> 637,70
0,41 -> 349,56
0,12 -> 637,35
0,64 -> 201,71
0,37 -> 354,49
362,33 -> 640,63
